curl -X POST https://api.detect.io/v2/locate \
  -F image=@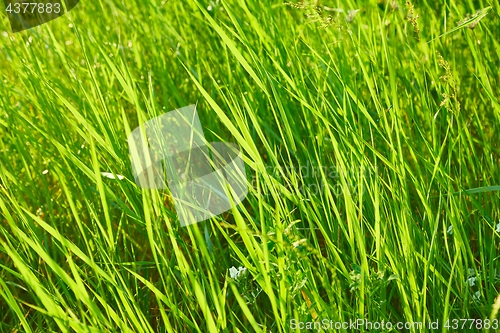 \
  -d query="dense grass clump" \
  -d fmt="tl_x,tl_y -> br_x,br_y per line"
1,0 -> 500,332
